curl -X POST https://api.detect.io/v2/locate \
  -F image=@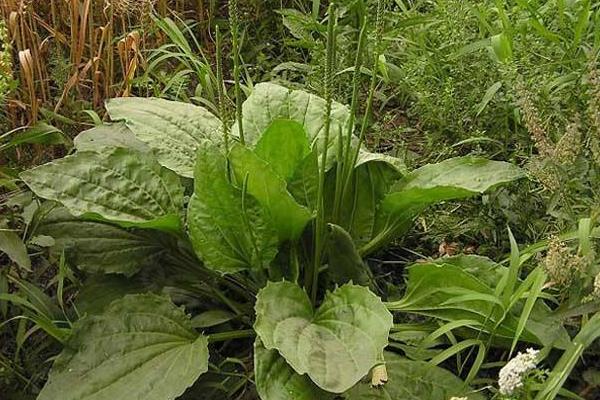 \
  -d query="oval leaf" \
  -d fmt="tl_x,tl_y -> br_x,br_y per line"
254,119 -> 311,181
327,159 -> 402,249
236,83 -> 404,171
187,143 -> 278,274
229,144 -> 312,241
363,157 -> 524,254
0,230 -> 31,271
38,207 -> 169,276
254,338 -> 334,400
191,310 -> 236,329
345,352 -> 484,400
38,294 -> 209,400
326,223 -> 373,287
254,281 -> 393,393
20,148 -> 184,231
382,157 -> 524,215
106,97 -> 223,177
389,260 -> 569,348
235,82 -> 349,148
74,123 -> 150,153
